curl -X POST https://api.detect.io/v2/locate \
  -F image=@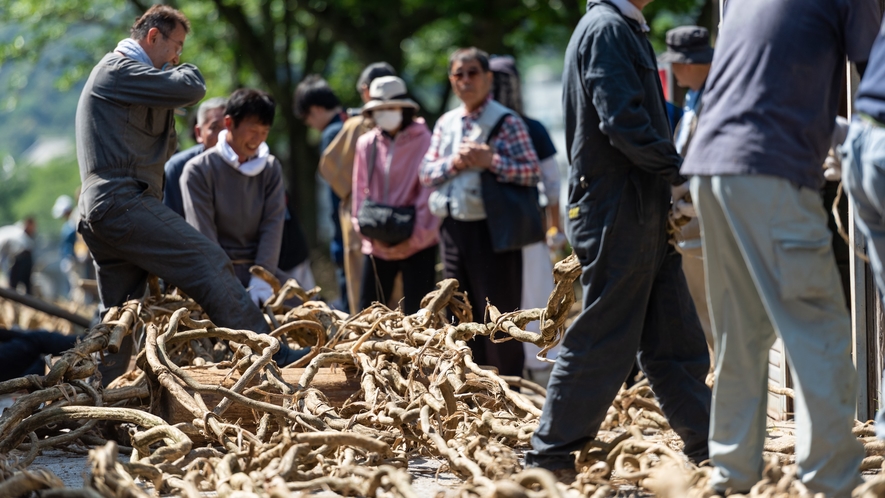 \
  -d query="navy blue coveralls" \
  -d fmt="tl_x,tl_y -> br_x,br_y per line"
526,0 -> 712,469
